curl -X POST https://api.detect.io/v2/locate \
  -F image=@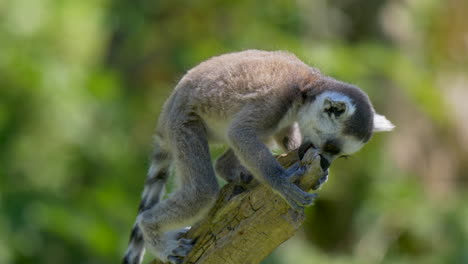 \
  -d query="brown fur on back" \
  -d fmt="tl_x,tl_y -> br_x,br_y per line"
172,50 -> 321,118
